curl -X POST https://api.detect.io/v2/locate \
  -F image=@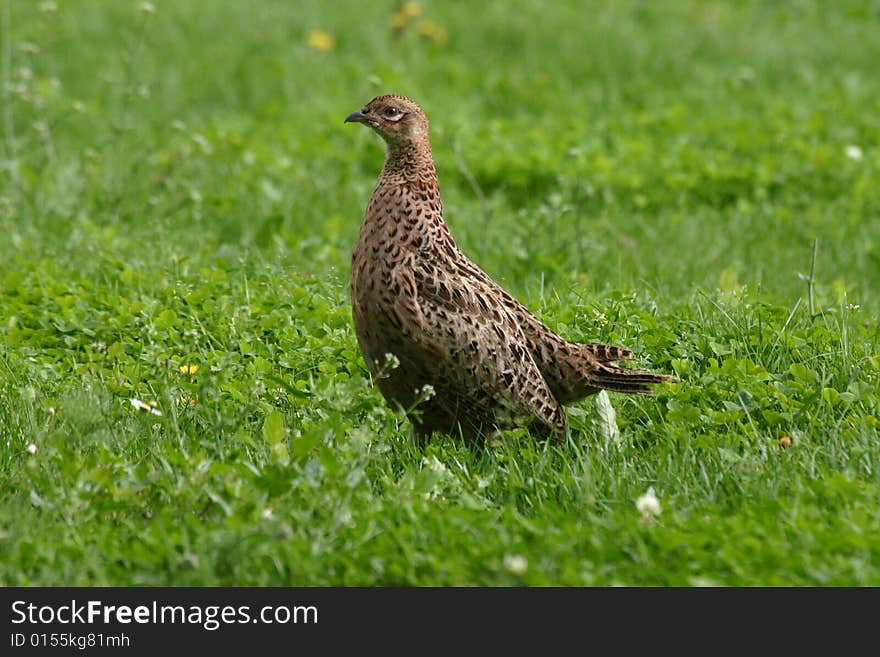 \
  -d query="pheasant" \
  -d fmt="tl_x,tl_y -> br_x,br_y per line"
346,94 -> 672,443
